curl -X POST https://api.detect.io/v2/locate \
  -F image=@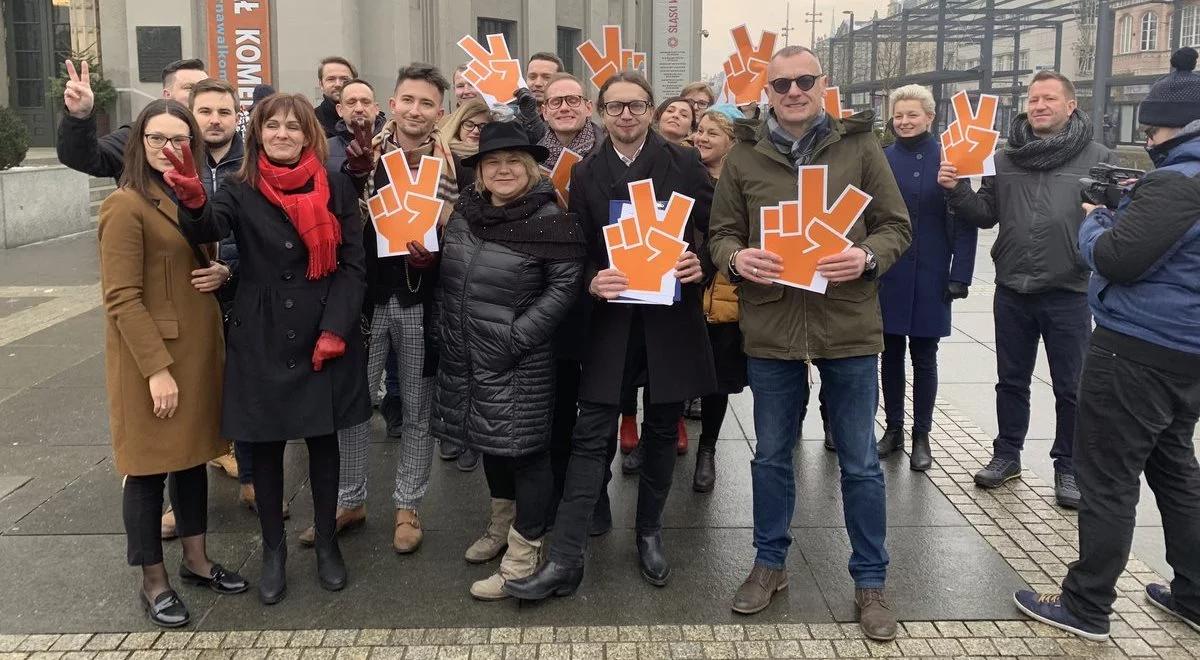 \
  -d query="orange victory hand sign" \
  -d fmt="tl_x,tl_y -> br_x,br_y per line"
761,165 -> 872,293
579,26 -> 644,89
458,34 -> 527,106
602,179 -> 696,301
722,25 -> 777,105
543,149 -> 583,208
823,87 -> 854,118
367,149 -> 446,257
940,90 -> 1000,178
